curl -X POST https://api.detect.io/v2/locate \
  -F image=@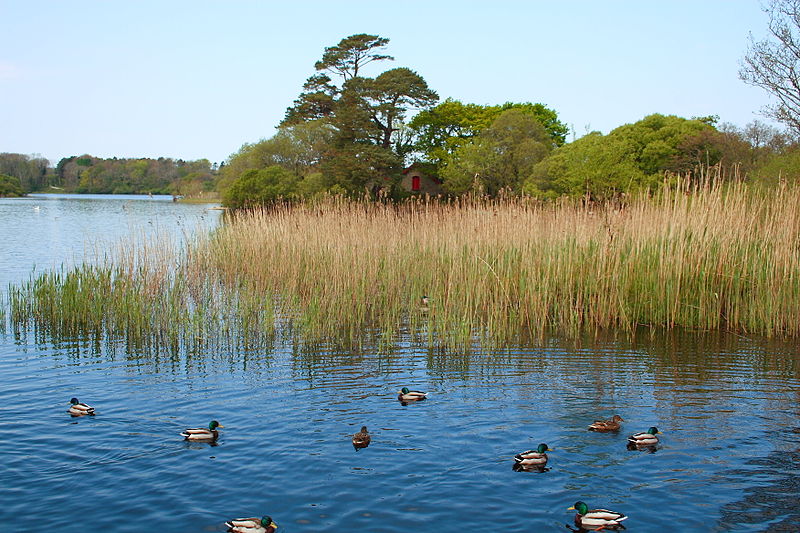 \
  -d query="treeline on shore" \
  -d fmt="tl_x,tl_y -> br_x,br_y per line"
0,152 -> 219,198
